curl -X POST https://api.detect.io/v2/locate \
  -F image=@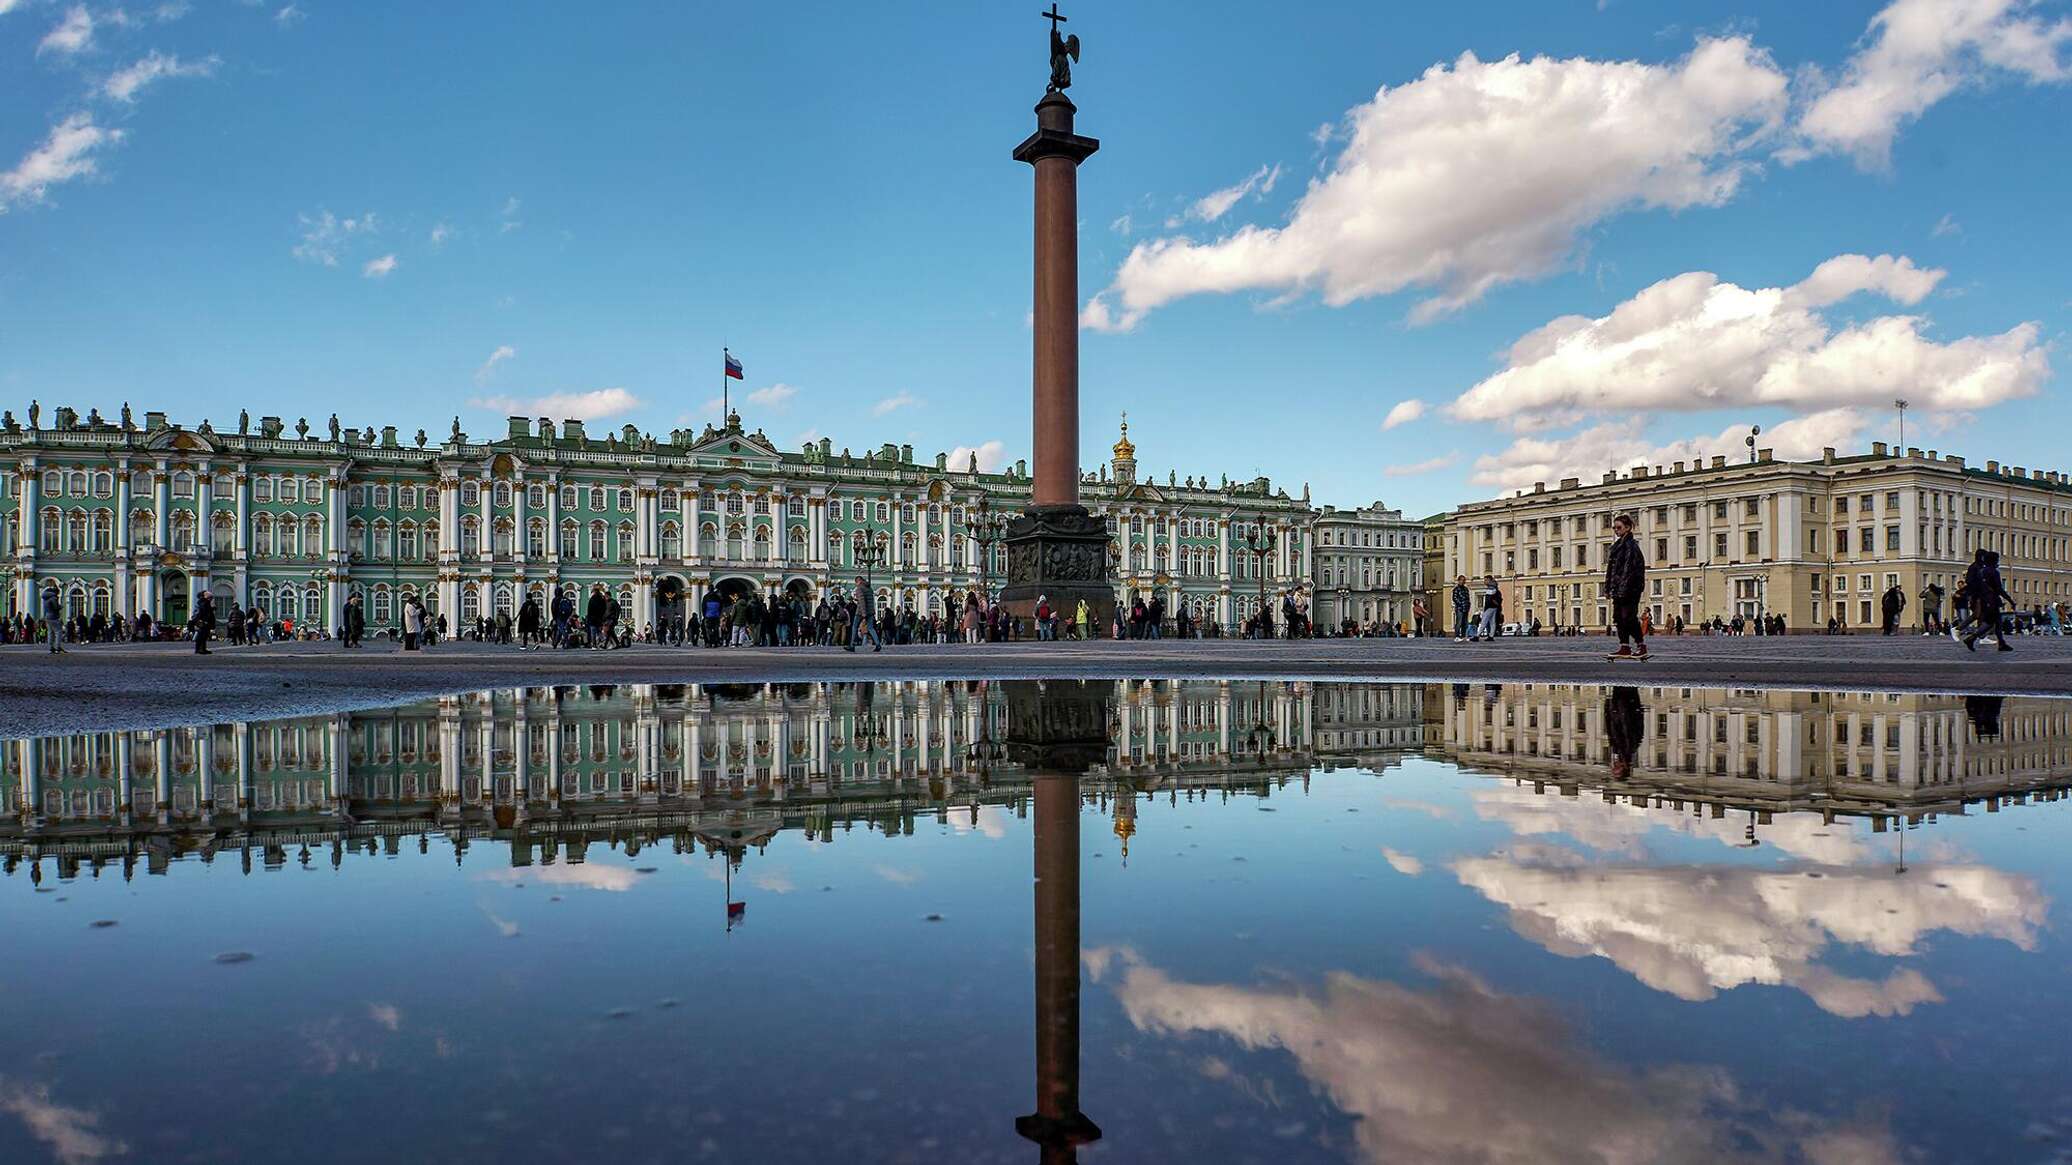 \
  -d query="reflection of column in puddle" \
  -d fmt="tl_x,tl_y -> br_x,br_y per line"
1007,679 -> 1110,1159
